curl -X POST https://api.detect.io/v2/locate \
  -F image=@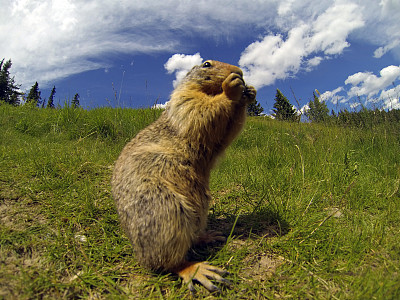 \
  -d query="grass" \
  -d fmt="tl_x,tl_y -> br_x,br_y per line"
1,103 -> 399,299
